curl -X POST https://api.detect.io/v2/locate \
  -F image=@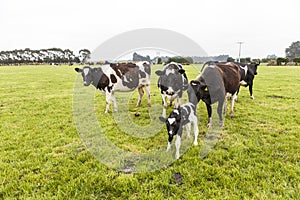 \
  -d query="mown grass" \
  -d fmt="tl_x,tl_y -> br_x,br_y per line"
0,64 -> 300,199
